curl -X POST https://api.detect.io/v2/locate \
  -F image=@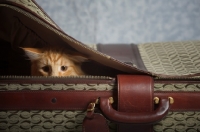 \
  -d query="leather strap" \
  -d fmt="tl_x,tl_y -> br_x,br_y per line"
0,90 -> 114,110
154,91 -> 200,111
117,75 -> 153,132
97,44 -> 147,71
1,90 -> 200,111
